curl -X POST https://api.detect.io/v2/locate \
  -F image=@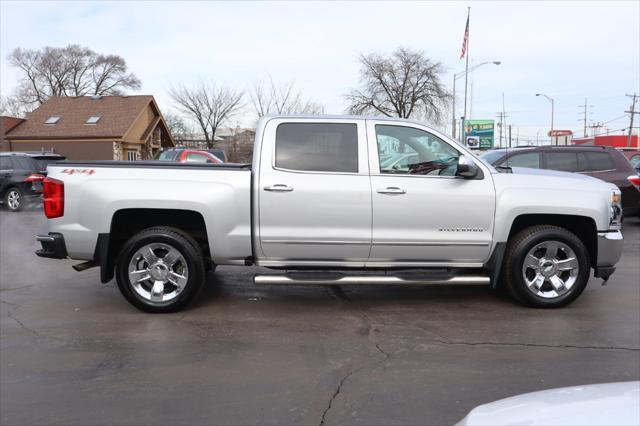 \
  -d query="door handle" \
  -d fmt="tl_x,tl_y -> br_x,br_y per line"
264,184 -> 294,192
377,187 -> 406,195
